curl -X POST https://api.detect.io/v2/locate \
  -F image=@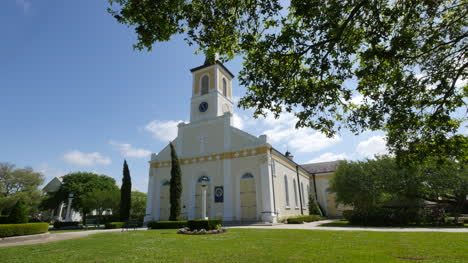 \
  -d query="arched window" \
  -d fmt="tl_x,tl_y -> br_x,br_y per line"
241,173 -> 254,180
201,75 -> 209,95
284,176 -> 290,207
222,78 -> 227,97
293,179 -> 298,208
